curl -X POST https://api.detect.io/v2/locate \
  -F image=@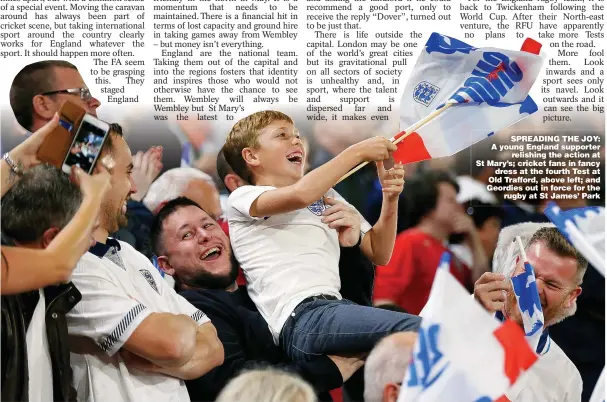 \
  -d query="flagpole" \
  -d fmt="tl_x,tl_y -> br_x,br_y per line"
336,102 -> 456,184
515,236 -> 528,262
